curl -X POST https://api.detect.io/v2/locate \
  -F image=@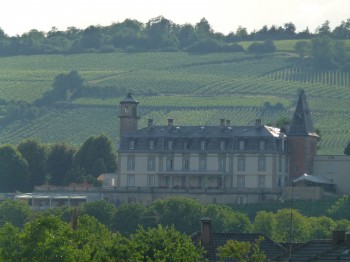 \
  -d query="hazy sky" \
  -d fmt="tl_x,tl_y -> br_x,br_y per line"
1,0 -> 349,36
